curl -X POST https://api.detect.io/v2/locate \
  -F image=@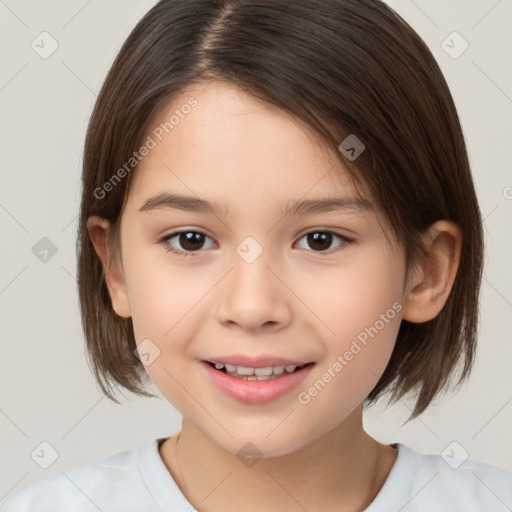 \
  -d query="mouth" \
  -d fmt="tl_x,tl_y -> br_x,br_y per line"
205,360 -> 315,381
200,353 -> 317,404
201,359 -> 316,404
